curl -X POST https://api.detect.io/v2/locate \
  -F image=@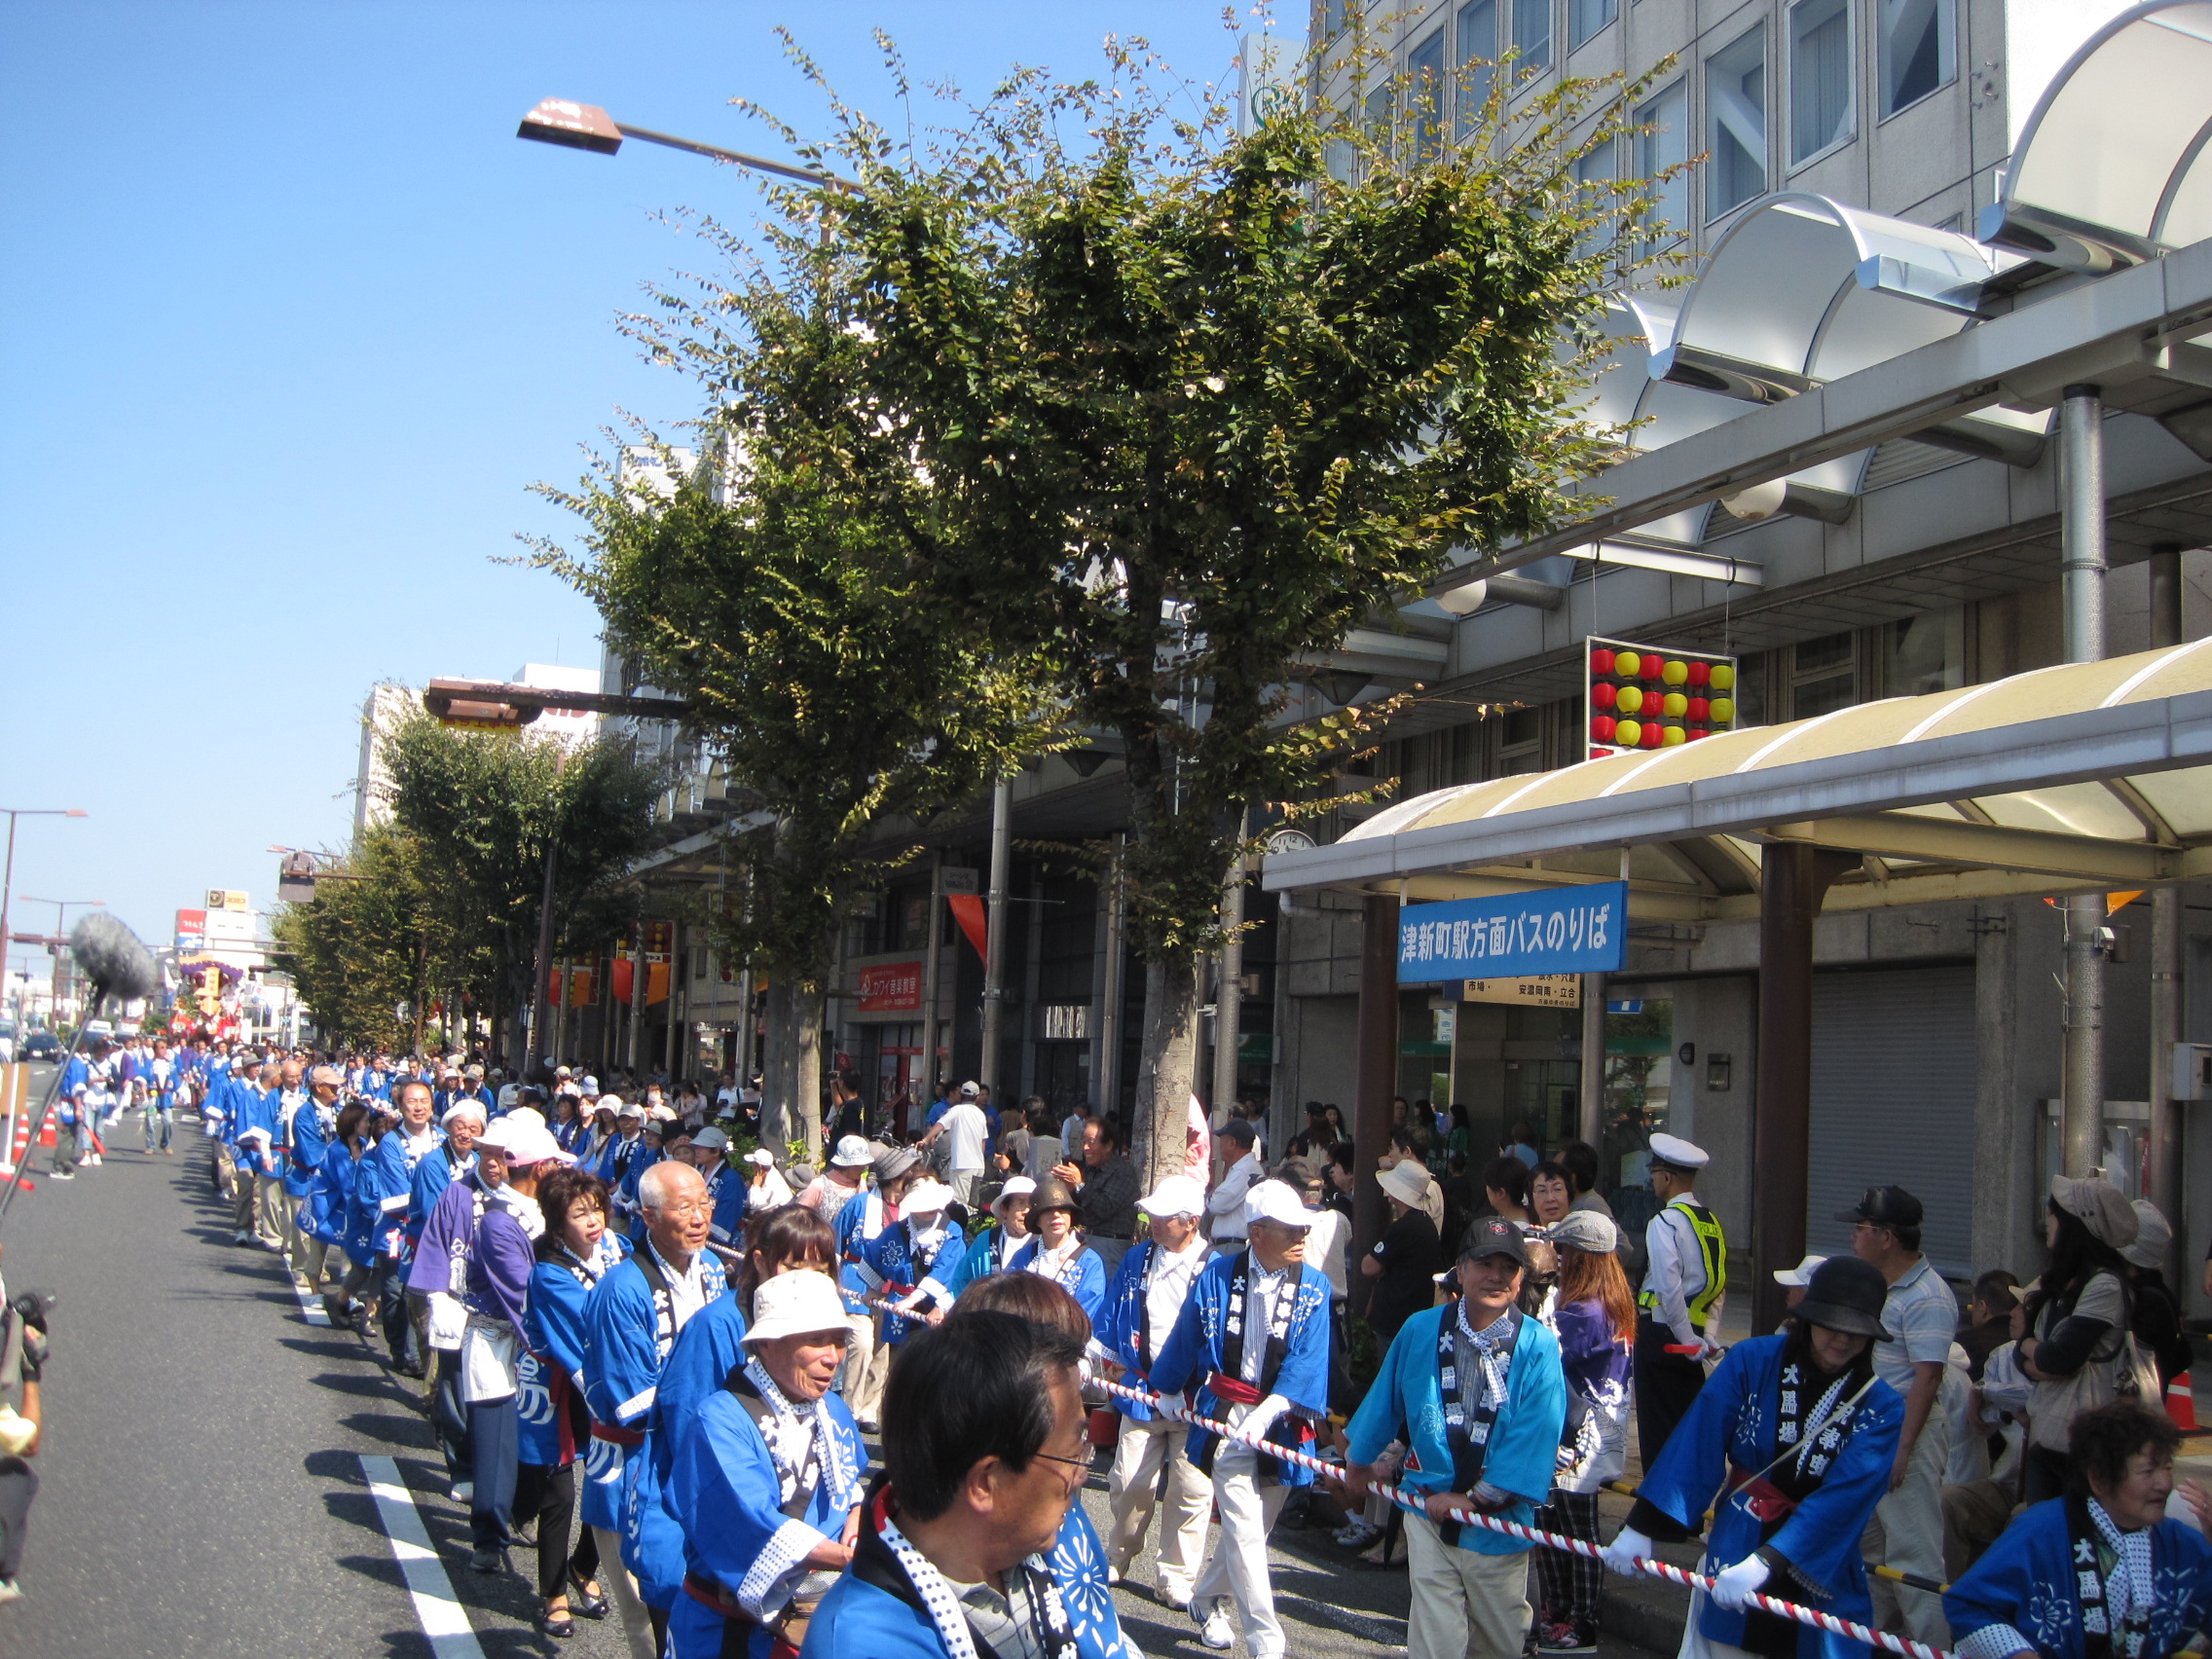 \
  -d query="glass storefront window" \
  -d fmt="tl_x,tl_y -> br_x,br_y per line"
1599,998 -> 1673,1235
